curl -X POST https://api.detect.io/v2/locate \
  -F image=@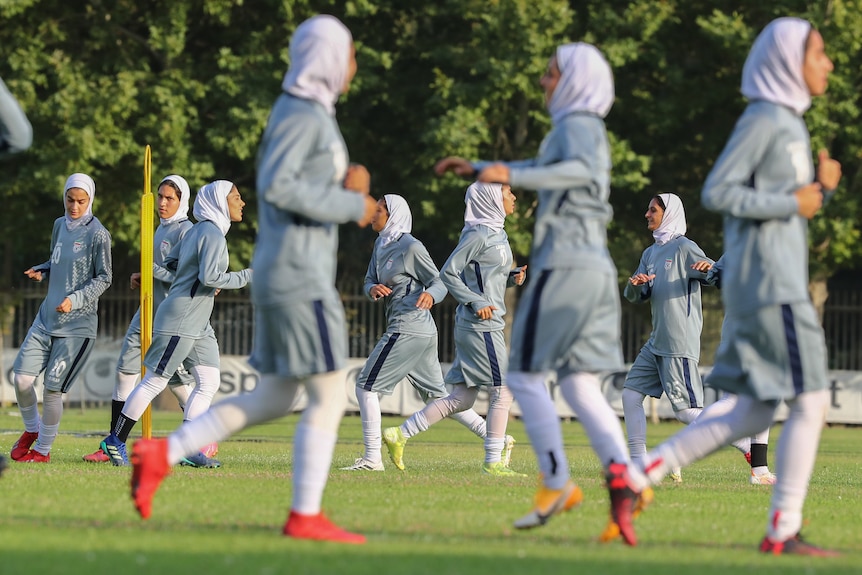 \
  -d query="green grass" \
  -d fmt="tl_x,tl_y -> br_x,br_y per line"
1,407 -> 860,575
